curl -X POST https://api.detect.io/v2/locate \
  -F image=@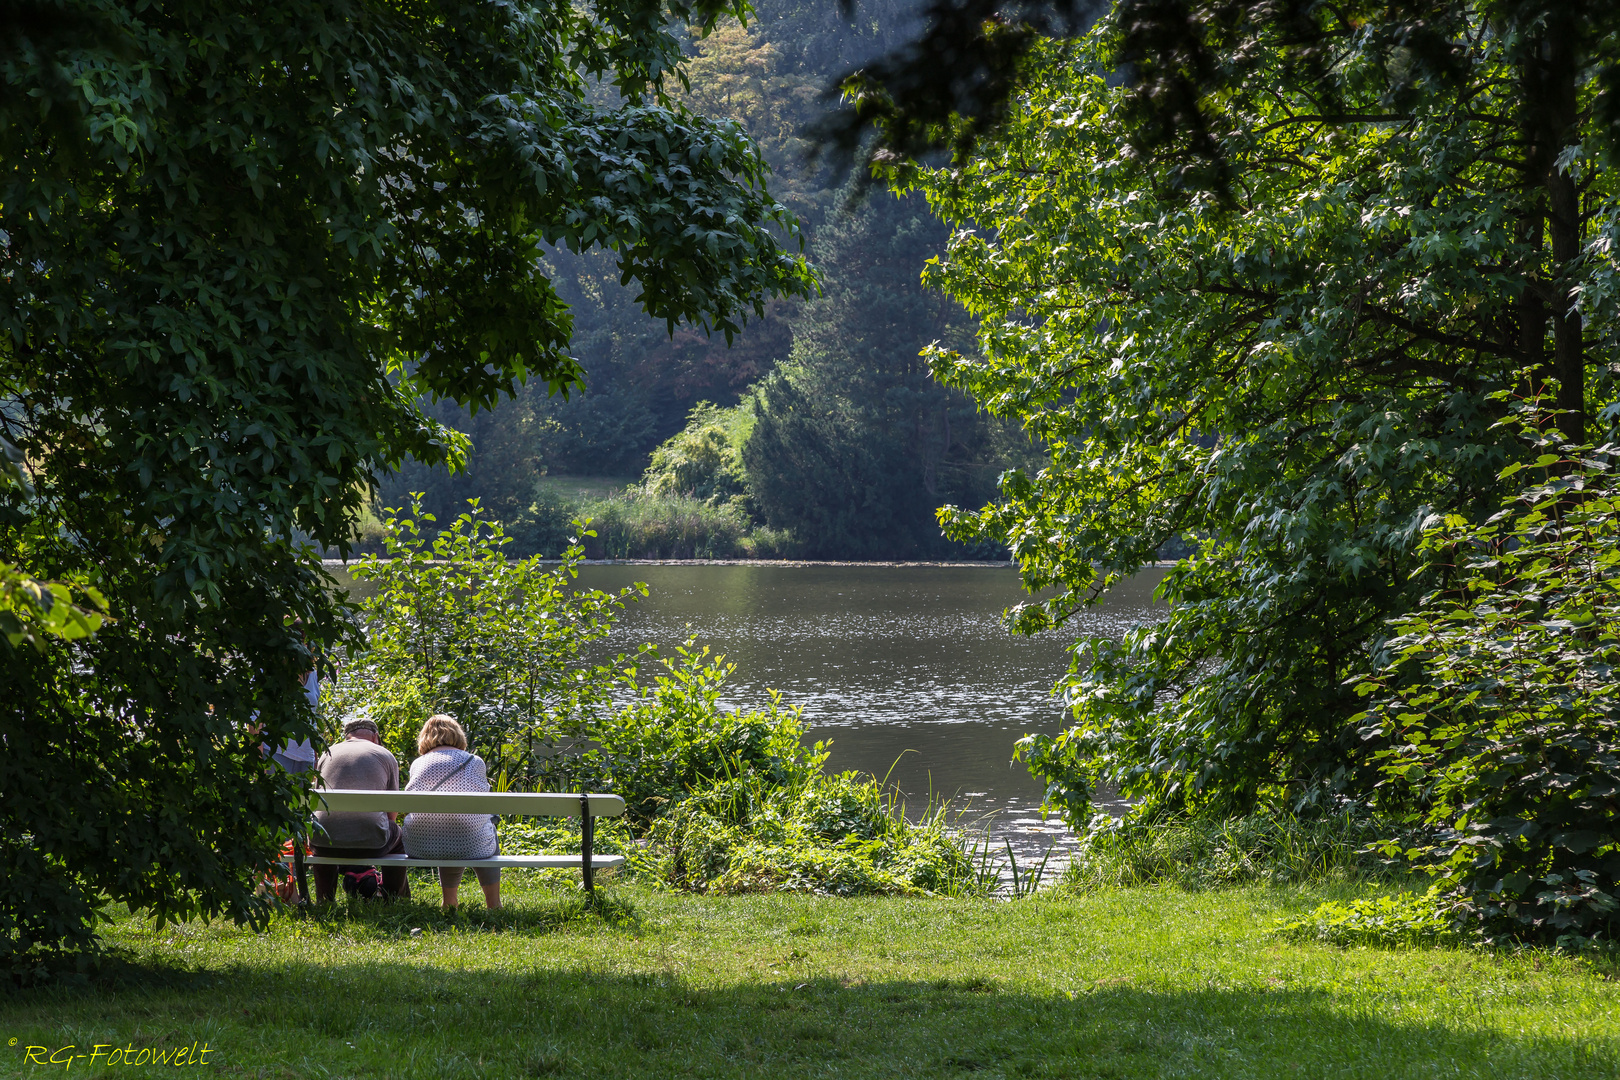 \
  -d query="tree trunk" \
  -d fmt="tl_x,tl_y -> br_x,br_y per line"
1523,20 -> 1585,443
